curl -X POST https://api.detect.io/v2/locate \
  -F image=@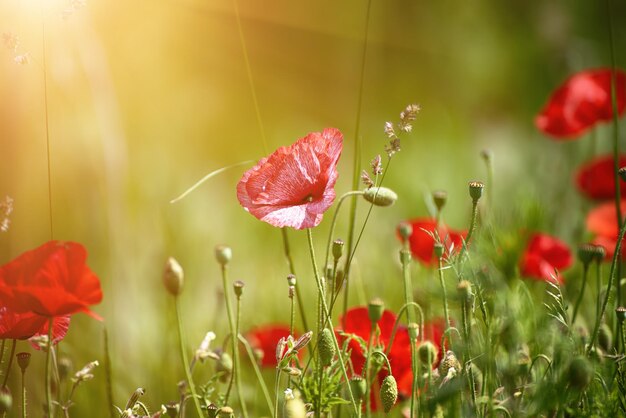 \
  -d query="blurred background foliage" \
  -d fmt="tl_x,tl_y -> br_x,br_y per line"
1,0 -> 625,415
